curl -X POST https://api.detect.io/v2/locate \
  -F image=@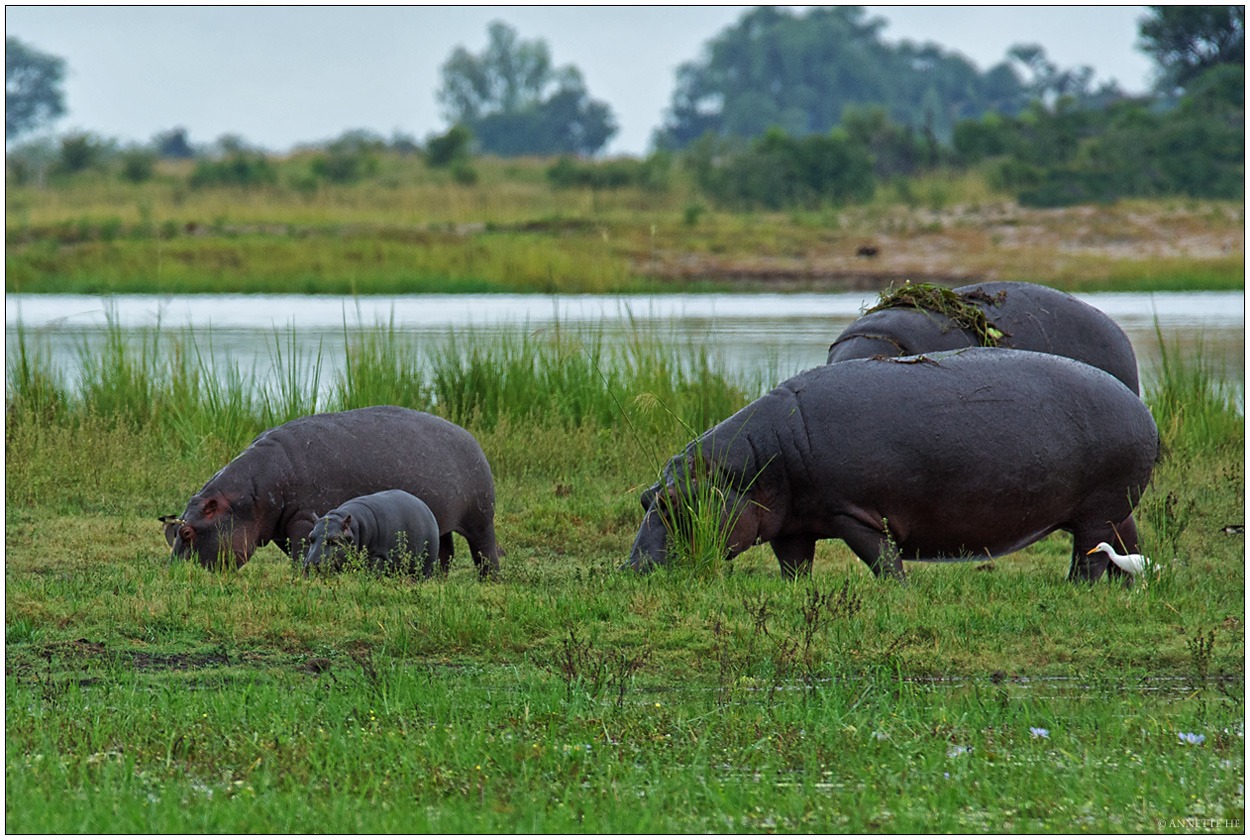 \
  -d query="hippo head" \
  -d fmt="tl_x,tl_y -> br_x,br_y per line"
167,492 -> 261,570
302,512 -> 359,575
627,448 -> 765,572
